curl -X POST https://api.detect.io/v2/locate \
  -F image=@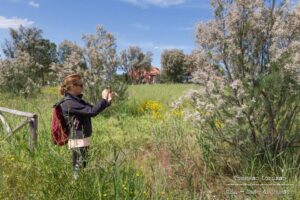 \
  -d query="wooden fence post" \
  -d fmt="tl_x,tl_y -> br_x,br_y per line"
29,115 -> 38,149
0,107 -> 38,149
